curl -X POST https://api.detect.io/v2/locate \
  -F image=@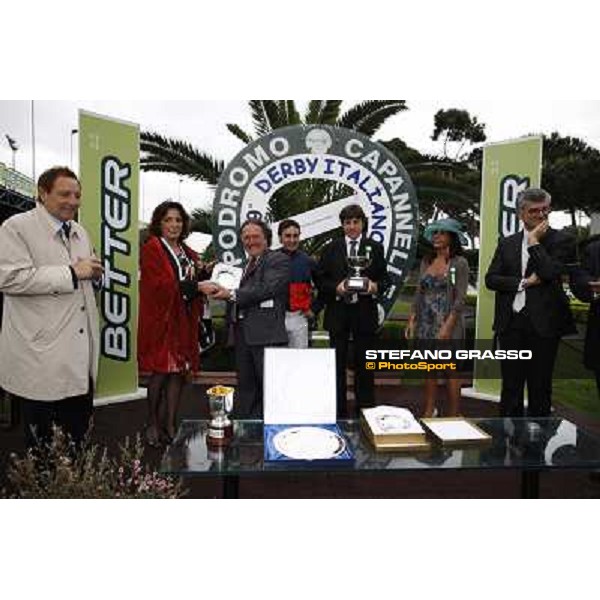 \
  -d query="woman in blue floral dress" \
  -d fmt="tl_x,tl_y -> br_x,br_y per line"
406,219 -> 470,417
